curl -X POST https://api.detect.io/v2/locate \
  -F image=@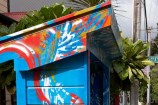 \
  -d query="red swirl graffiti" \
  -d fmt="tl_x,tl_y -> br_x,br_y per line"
0,42 -> 50,104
